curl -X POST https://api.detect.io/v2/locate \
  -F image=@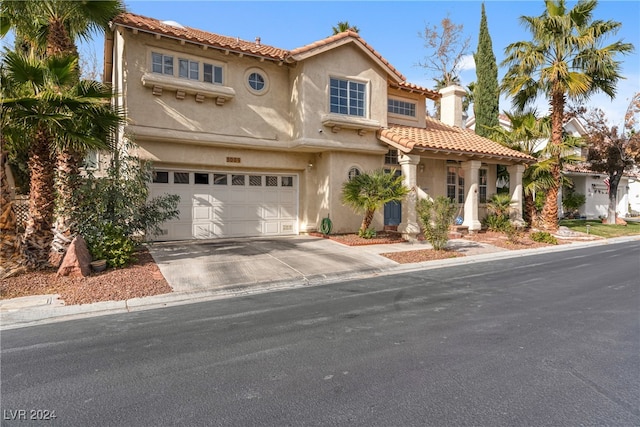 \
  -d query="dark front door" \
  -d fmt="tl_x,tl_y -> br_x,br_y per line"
384,169 -> 402,226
